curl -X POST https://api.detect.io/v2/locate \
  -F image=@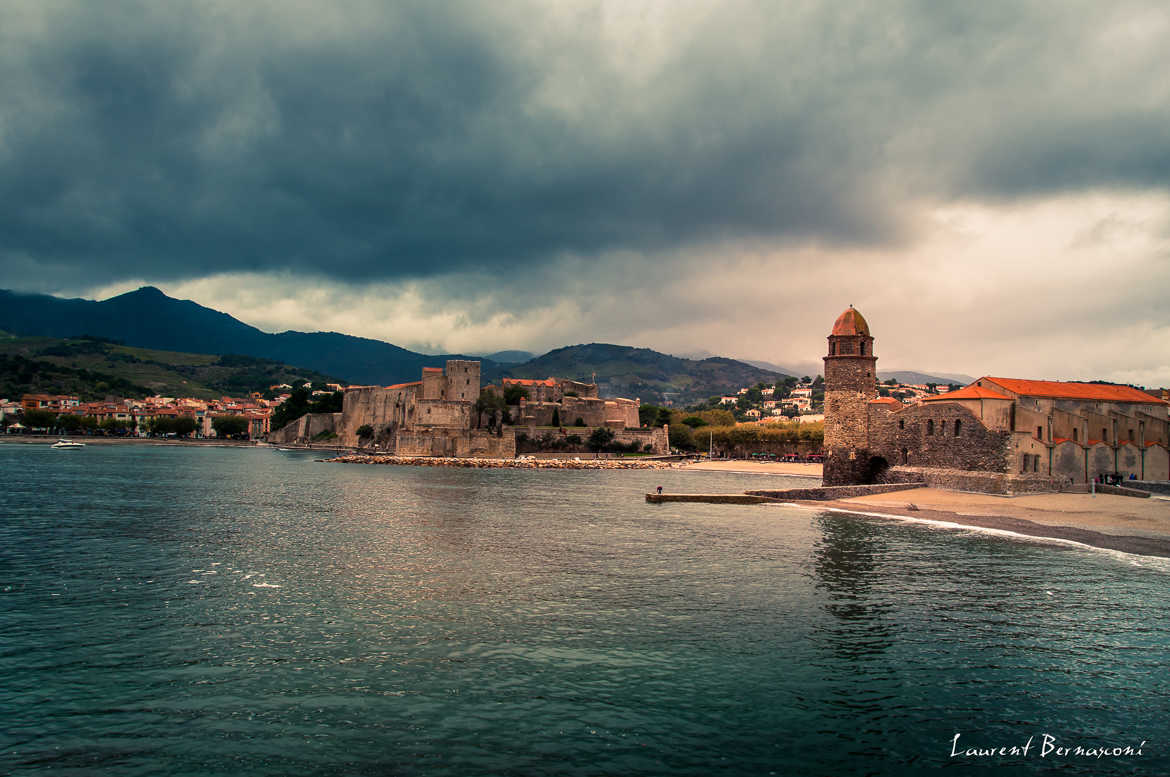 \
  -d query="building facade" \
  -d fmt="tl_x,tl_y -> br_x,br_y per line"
822,307 -> 1170,491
